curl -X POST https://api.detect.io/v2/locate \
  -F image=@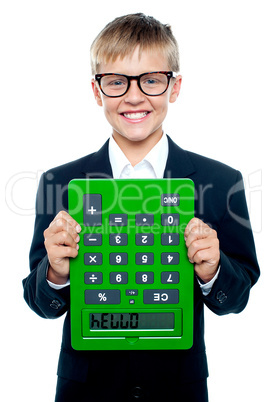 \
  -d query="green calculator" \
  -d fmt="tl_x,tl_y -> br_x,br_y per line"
68,178 -> 194,351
